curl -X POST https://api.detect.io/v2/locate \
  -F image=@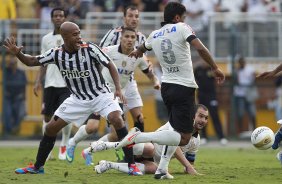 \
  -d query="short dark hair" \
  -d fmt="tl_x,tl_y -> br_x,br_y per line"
51,7 -> 66,18
163,2 -> 186,23
122,27 -> 136,34
196,104 -> 208,112
123,5 -> 138,17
